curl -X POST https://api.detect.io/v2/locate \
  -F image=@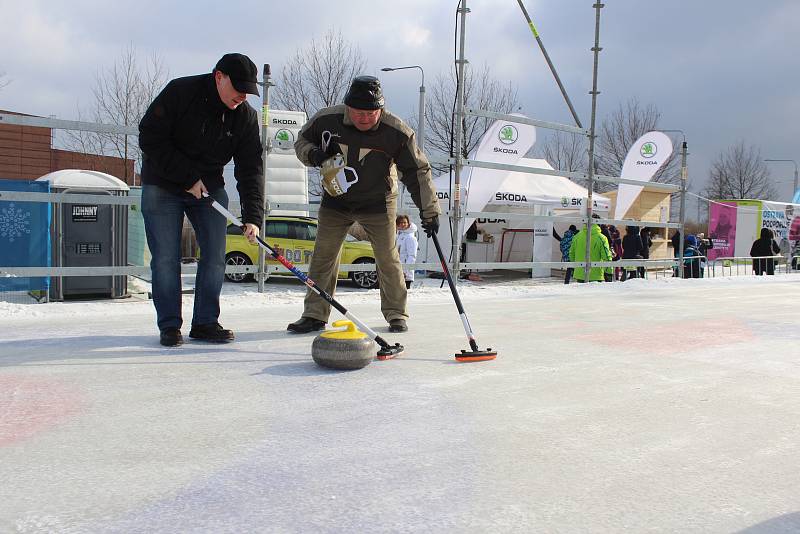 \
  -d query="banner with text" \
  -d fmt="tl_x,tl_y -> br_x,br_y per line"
707,202 -> 738,260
